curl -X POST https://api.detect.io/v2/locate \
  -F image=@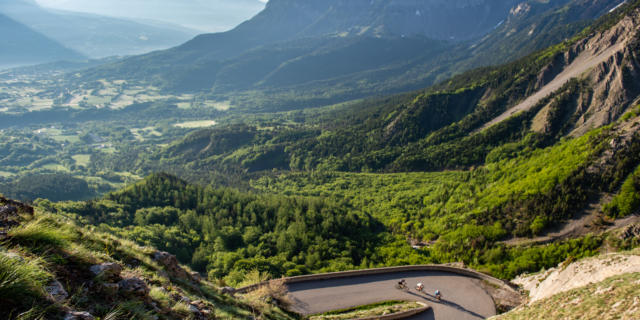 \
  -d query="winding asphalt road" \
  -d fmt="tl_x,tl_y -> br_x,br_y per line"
286,270 -> 496,319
